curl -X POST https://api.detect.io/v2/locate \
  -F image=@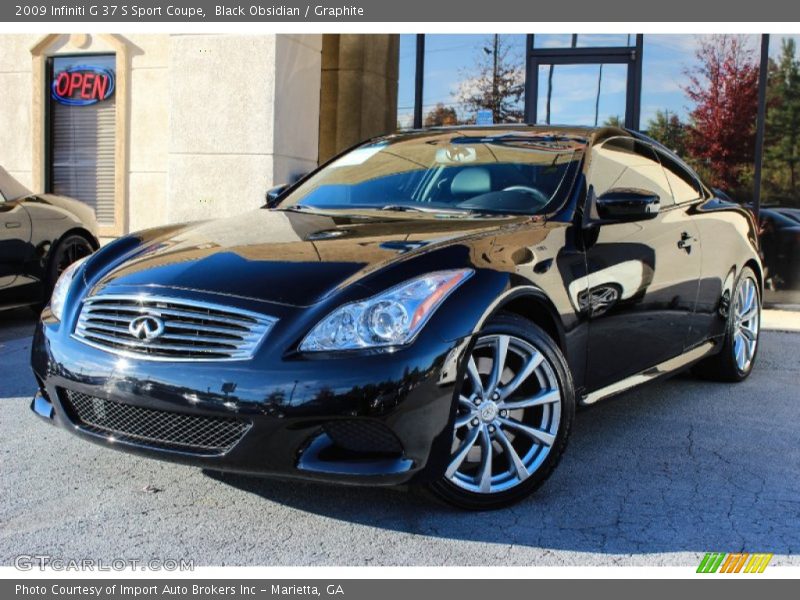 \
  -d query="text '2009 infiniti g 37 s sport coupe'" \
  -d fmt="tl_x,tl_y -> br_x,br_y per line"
31,126 -> 762,509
